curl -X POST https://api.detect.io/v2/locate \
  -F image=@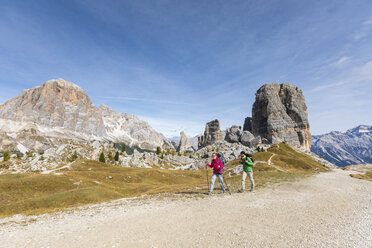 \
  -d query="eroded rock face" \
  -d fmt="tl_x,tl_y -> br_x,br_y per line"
0,79 -> 172,151
198,119 -> 224,148
0,79 -> 106,136
252,83 -> 311,151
